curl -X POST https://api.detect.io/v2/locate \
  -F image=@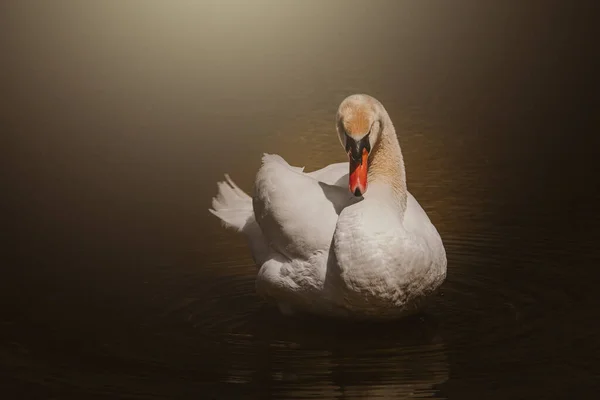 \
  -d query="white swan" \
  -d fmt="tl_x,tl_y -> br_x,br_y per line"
209,94 -> 447,320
